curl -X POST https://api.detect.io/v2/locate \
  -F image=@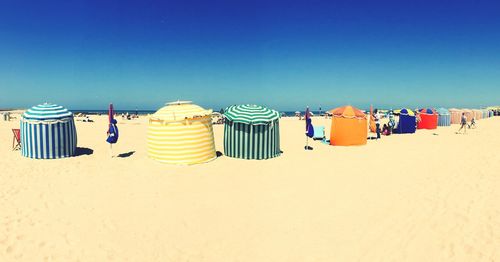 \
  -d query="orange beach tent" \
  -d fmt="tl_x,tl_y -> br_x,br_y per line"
329,105 -> 367,146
